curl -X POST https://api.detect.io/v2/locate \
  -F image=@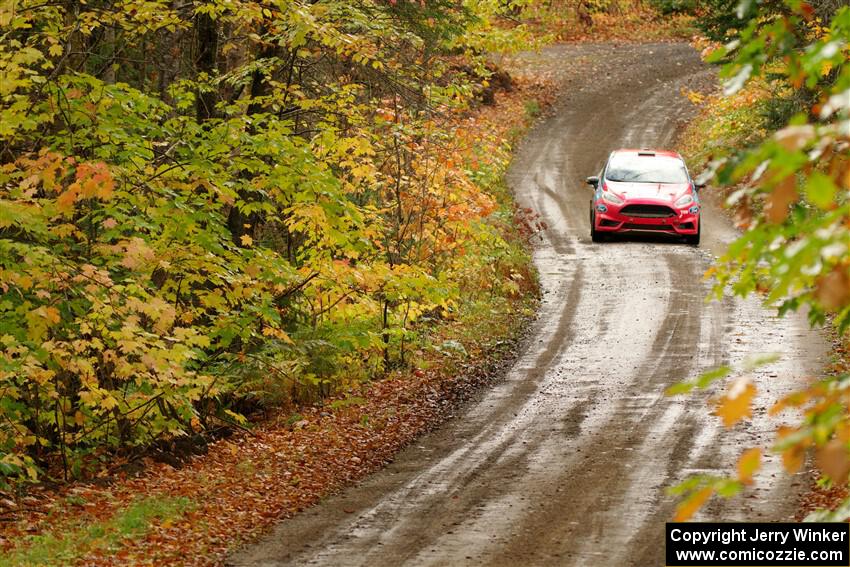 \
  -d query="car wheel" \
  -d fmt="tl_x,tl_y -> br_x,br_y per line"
685,220 -> 700,246
590,209 -> 603,243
